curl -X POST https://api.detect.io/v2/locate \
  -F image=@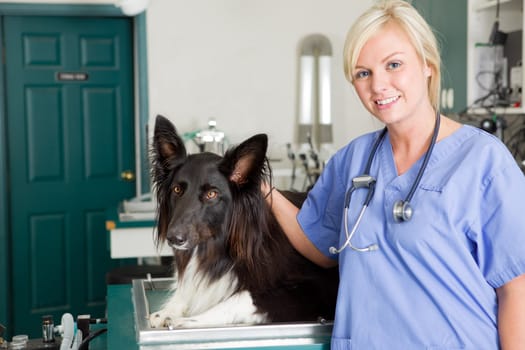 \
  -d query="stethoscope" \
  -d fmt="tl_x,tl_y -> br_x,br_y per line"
329,111 -> 441,254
